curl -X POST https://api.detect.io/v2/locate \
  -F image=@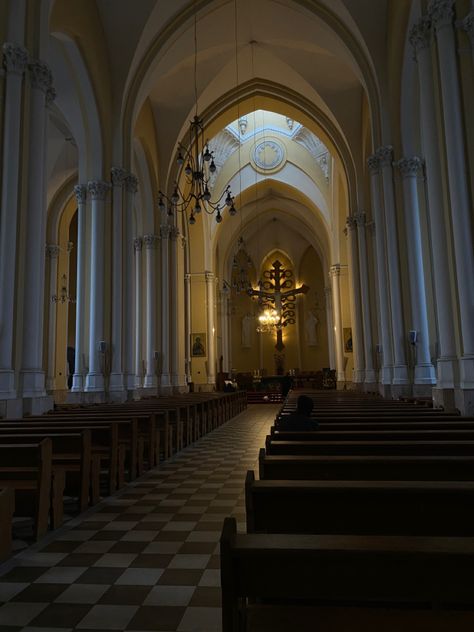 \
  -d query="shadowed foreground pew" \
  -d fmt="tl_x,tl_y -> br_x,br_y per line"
220,517 -> 474,632
0,488 -> 14,561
